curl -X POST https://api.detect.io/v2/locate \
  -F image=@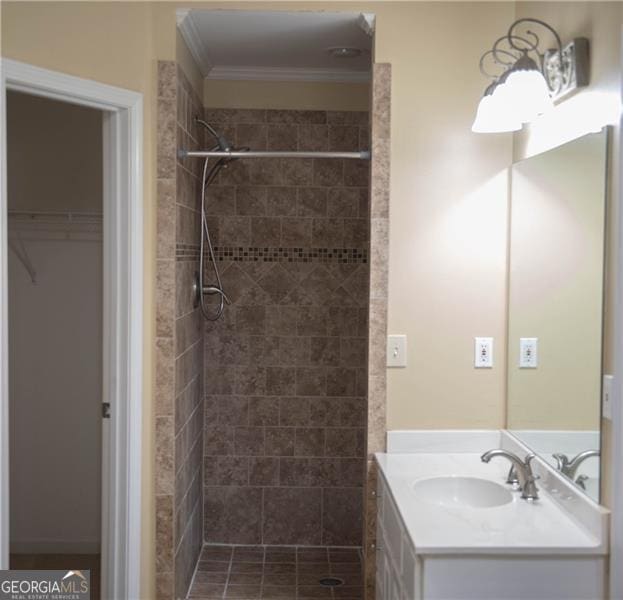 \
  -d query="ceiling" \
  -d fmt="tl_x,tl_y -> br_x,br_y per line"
177,10 -> 374,83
